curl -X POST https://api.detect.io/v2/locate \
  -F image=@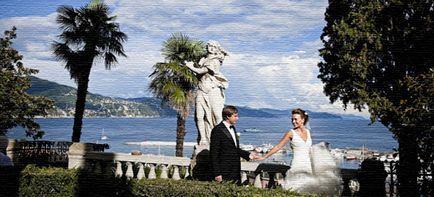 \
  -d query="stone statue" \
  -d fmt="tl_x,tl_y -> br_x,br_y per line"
185,40 -> 228,146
